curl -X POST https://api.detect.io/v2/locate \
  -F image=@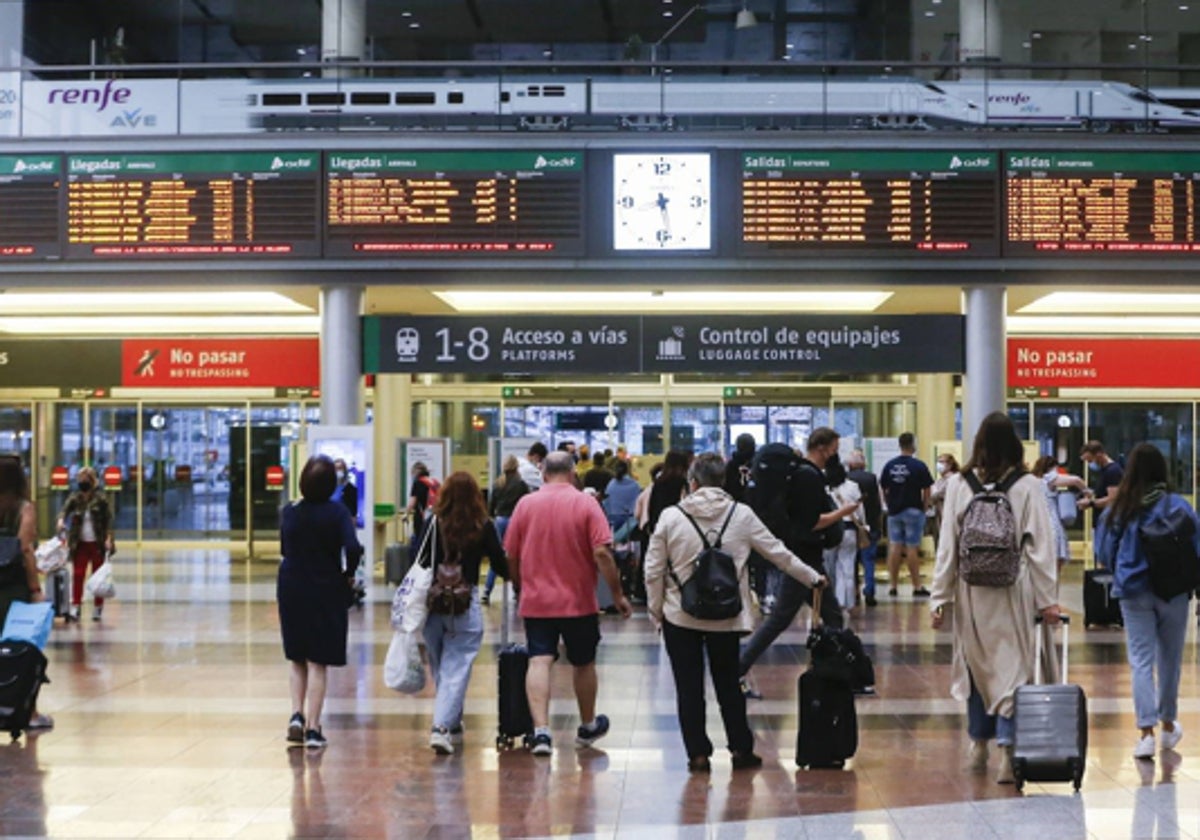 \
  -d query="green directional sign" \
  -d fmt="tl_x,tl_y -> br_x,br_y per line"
67,151 -> 318,176
326,150 -> 582,173
743,150 -> 997,172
